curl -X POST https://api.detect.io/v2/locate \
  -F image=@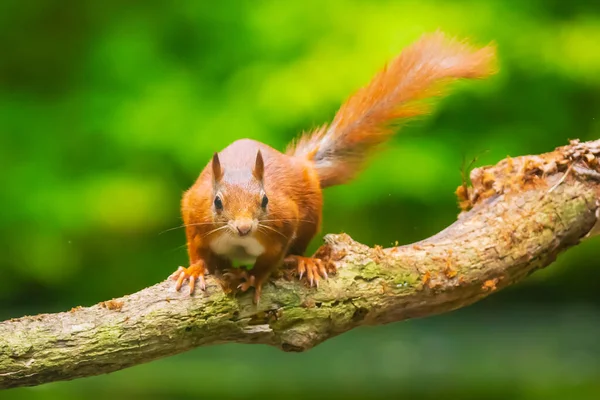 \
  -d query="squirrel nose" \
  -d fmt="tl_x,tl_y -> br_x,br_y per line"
236,222 -> 253,236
